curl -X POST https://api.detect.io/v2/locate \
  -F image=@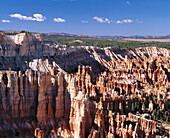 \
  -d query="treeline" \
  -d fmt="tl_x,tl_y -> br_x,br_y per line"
4,30 -> 32,35
43,37 -> 170,49
131,96 -> 169,123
